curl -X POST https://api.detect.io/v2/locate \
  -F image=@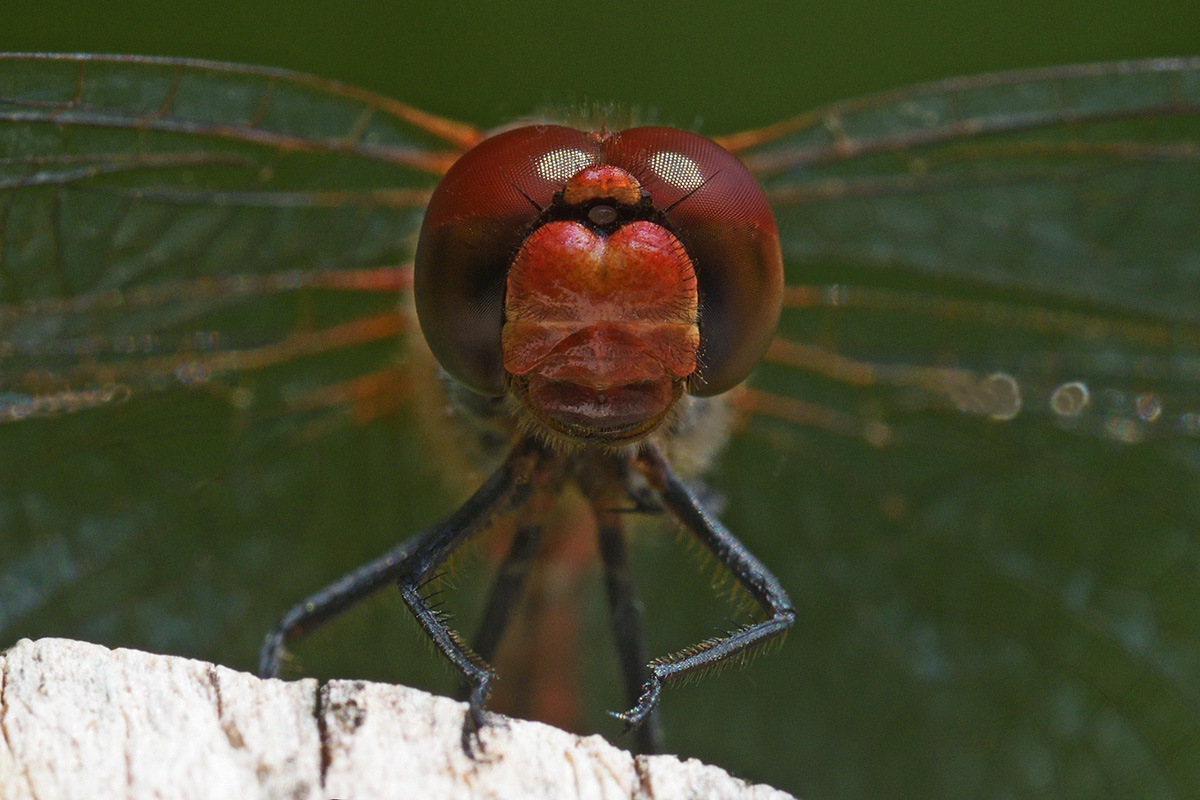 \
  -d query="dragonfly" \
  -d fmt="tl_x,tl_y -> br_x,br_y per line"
1,53 -> 1199,797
